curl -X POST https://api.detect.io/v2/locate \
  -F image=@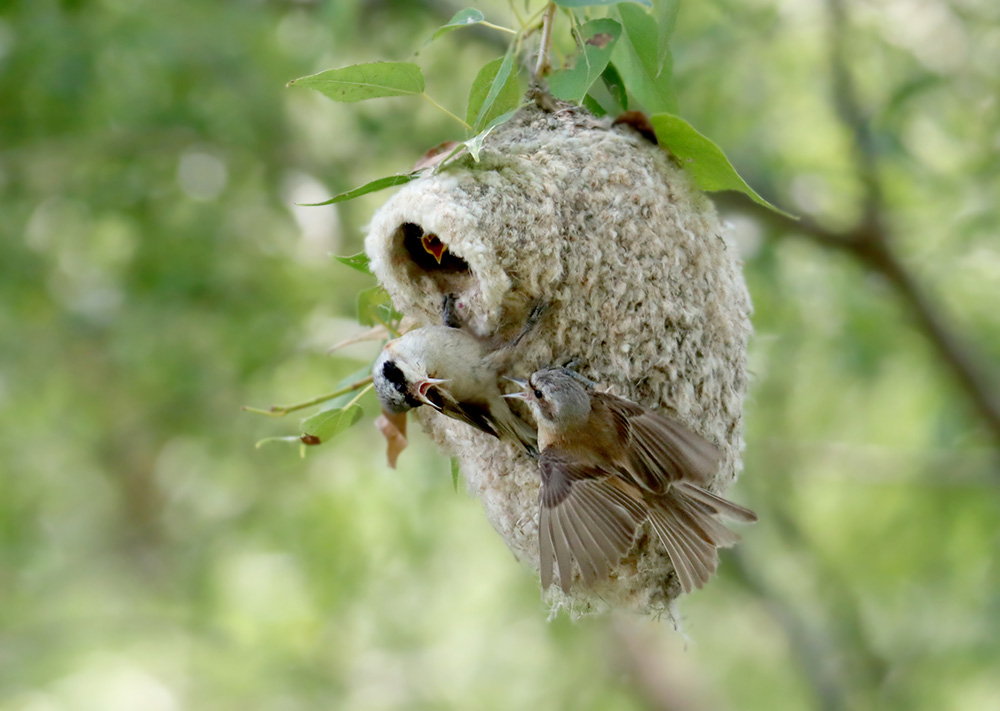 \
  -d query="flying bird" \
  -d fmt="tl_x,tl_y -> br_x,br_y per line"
505,367 -> 757,595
